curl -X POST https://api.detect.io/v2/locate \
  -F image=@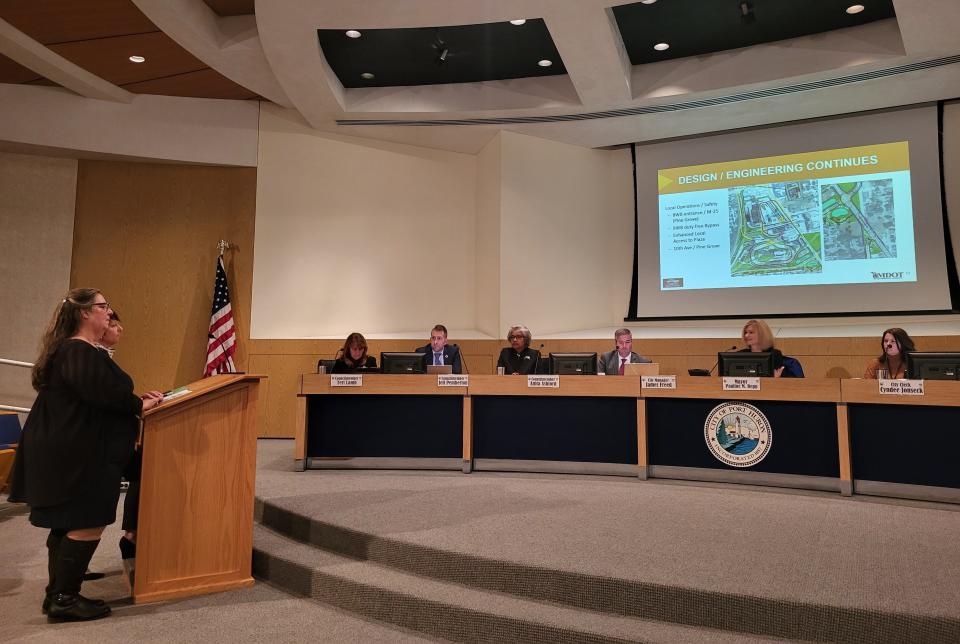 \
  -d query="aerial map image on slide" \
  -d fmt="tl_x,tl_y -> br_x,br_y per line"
728,181 -> 823,278
821,179 -> 896,260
